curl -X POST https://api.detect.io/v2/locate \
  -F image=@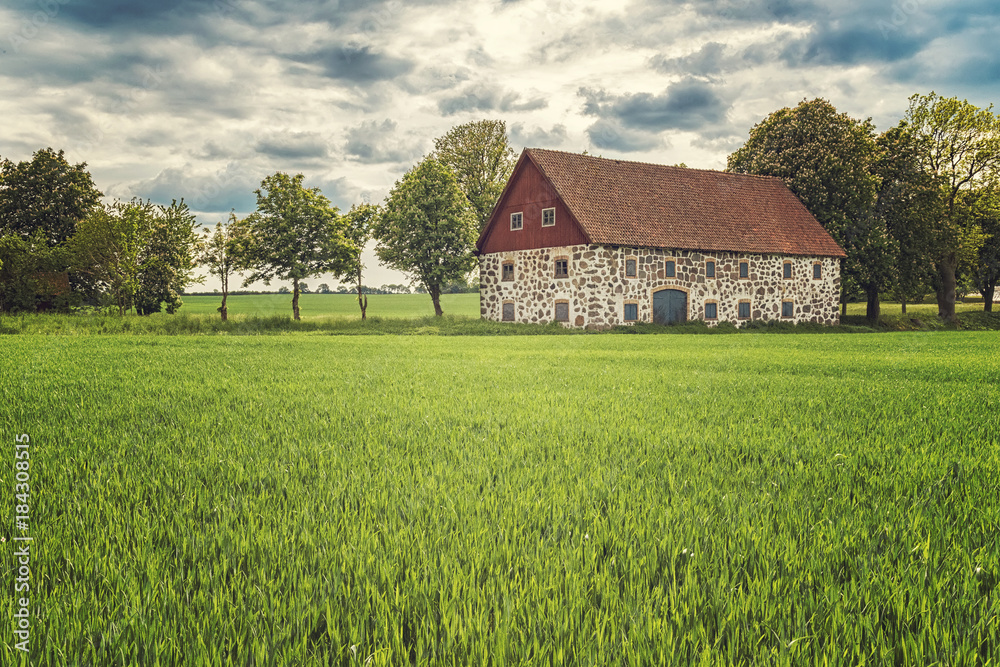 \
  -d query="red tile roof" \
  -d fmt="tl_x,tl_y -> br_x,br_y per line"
516,148 -> 846,258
